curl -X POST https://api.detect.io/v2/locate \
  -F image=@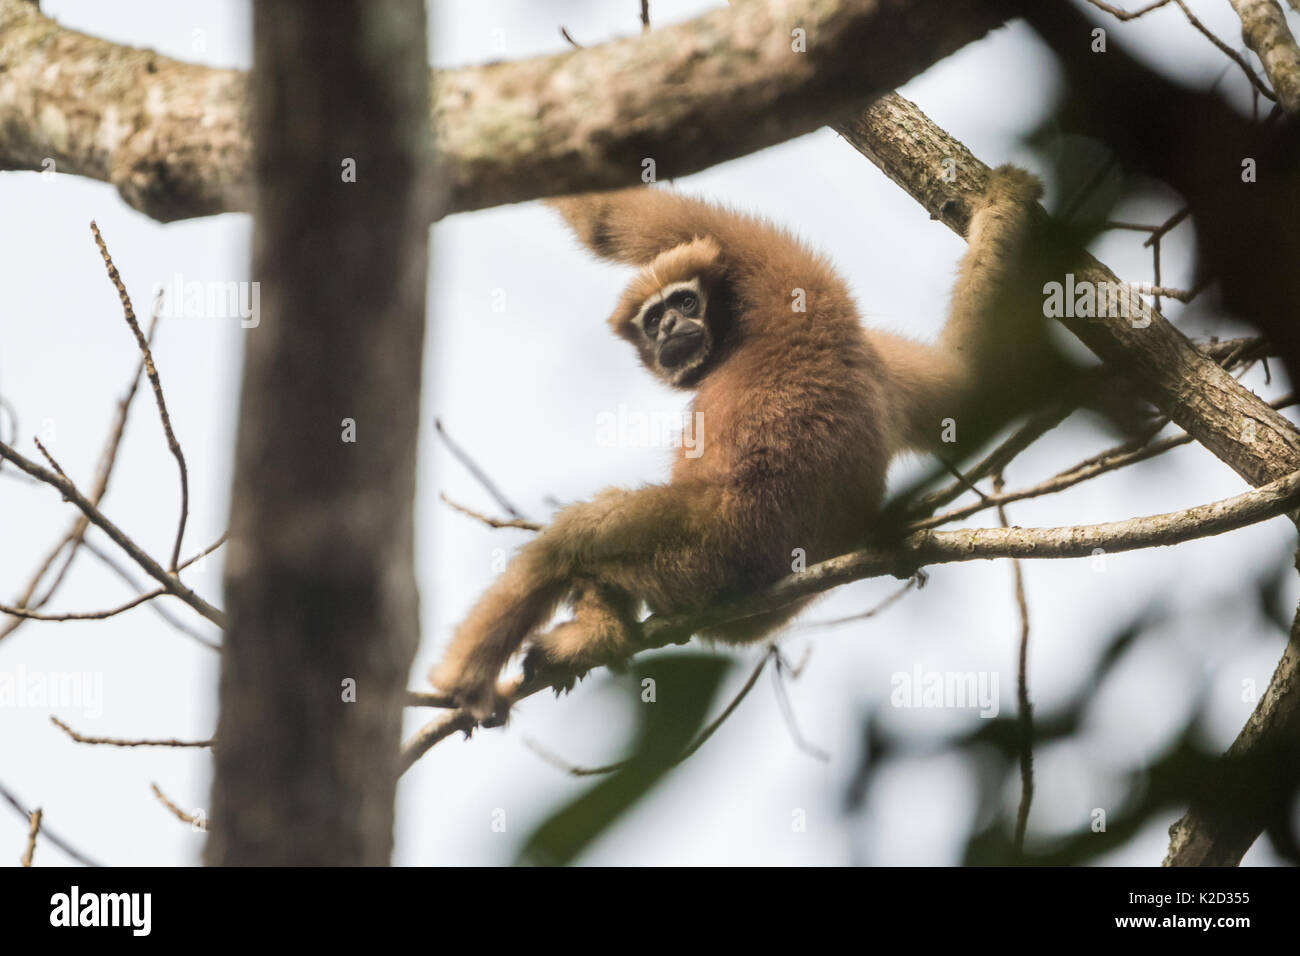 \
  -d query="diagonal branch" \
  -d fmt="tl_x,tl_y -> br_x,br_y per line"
0,438 -> 225,628
837,89 -> 1300,866
1228,0 -> 1300,114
